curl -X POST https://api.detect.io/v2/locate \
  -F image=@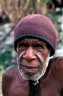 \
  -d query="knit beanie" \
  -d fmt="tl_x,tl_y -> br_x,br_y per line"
13,14 -> 58,56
